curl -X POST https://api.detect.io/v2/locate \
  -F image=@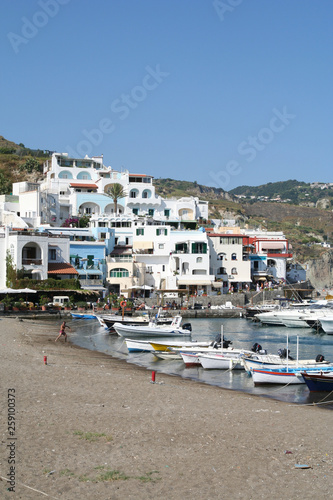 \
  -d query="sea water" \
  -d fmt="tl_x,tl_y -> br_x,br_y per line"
69,316 -> 333,408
